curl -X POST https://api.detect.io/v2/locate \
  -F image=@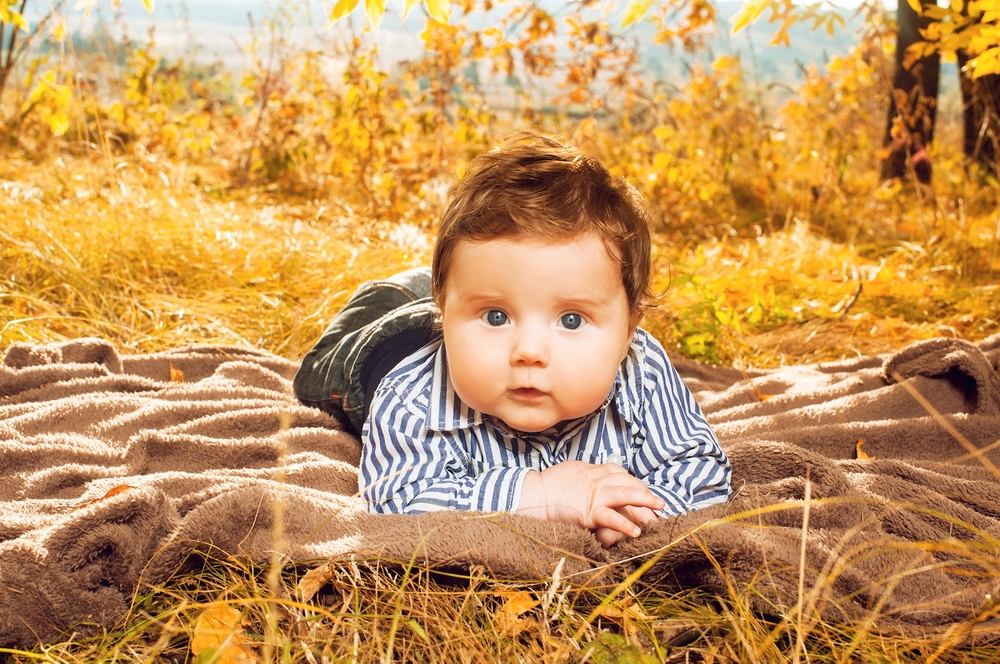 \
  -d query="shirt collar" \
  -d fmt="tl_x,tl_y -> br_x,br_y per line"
425,344 -> 483,432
